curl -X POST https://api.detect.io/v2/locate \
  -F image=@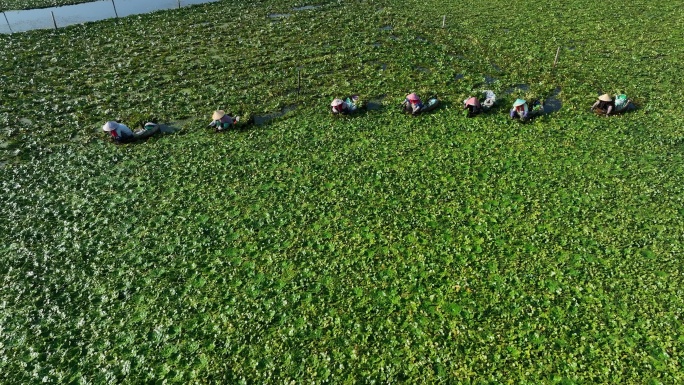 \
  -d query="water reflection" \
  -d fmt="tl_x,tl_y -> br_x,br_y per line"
2,0 -> 218,33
